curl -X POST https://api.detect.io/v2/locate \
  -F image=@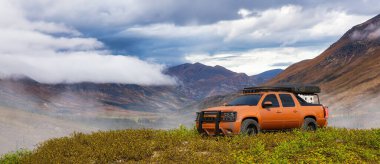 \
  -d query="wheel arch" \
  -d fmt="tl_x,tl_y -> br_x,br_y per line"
304,115 -> 316,121
242,117 -> 259,124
